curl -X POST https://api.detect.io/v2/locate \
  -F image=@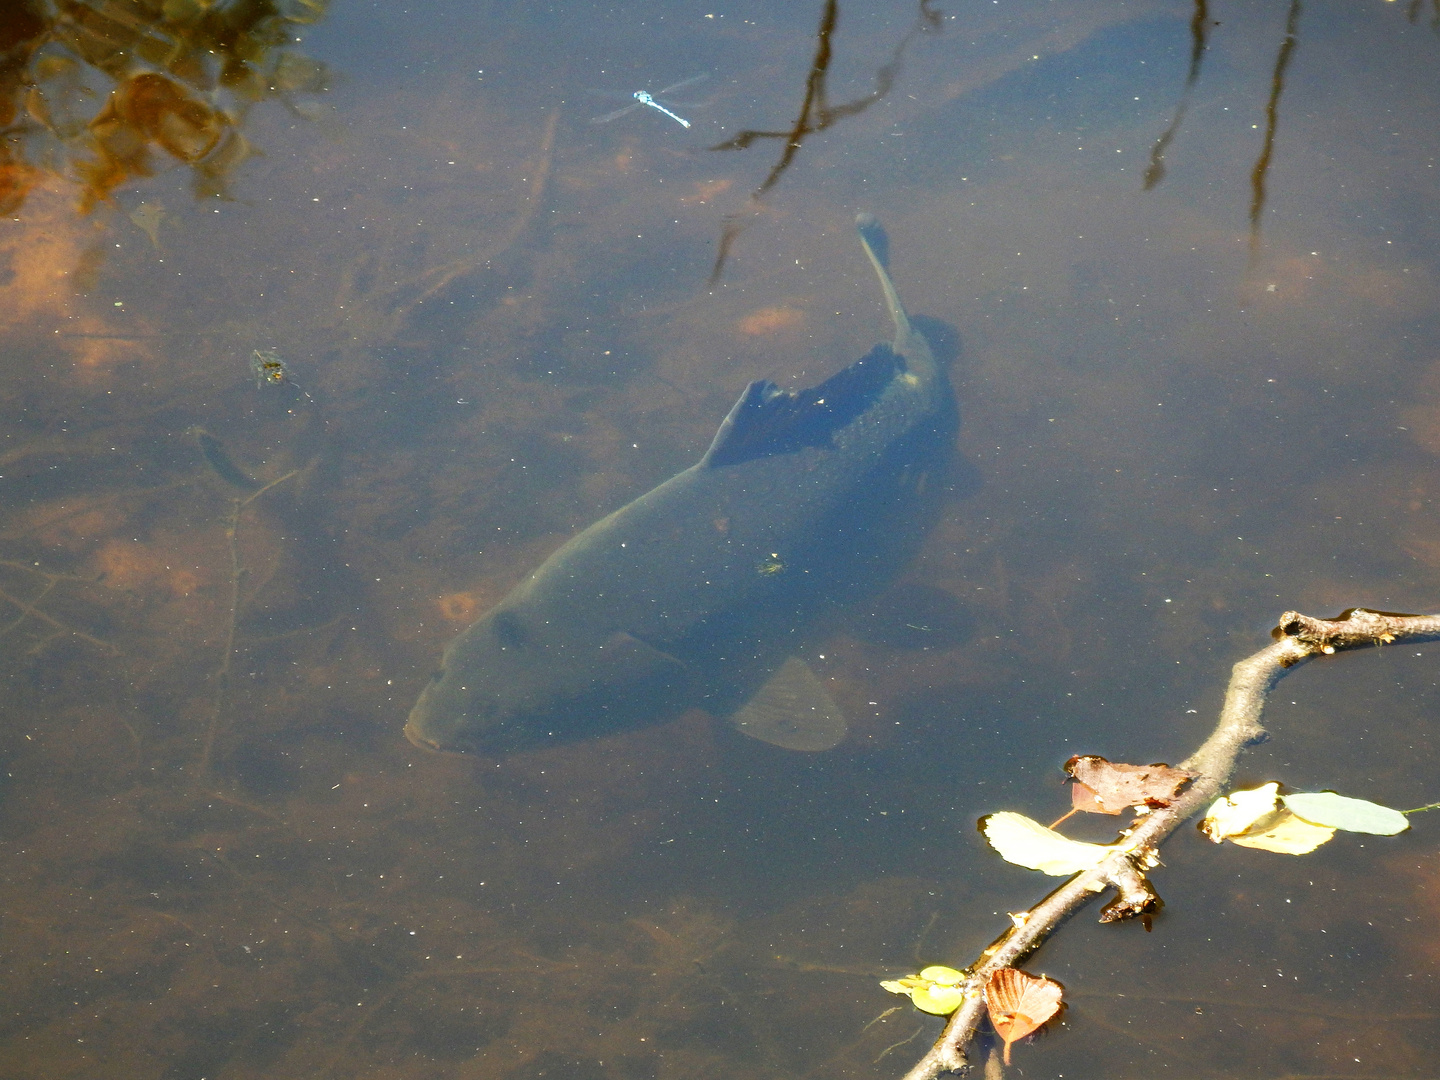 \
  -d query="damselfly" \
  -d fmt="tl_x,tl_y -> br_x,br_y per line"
589,73 -> 709,129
